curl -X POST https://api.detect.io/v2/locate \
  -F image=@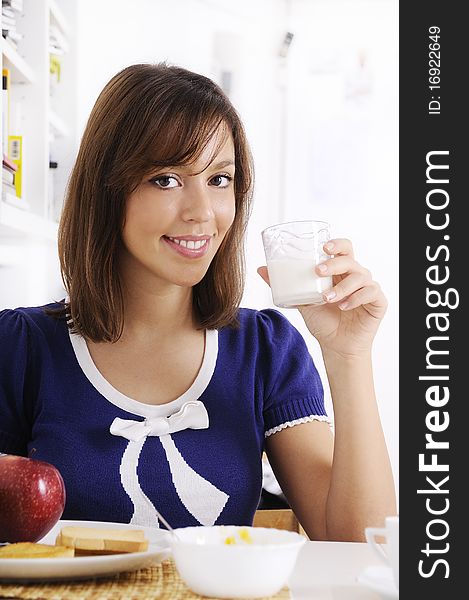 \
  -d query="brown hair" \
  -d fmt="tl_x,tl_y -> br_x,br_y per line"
53,63 -> 254,342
